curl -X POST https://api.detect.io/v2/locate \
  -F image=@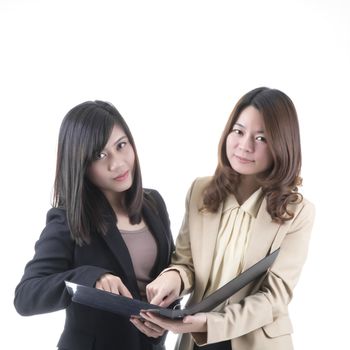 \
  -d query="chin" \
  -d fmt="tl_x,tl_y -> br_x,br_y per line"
122,181 -> 133,192
232,165 -> 254,175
